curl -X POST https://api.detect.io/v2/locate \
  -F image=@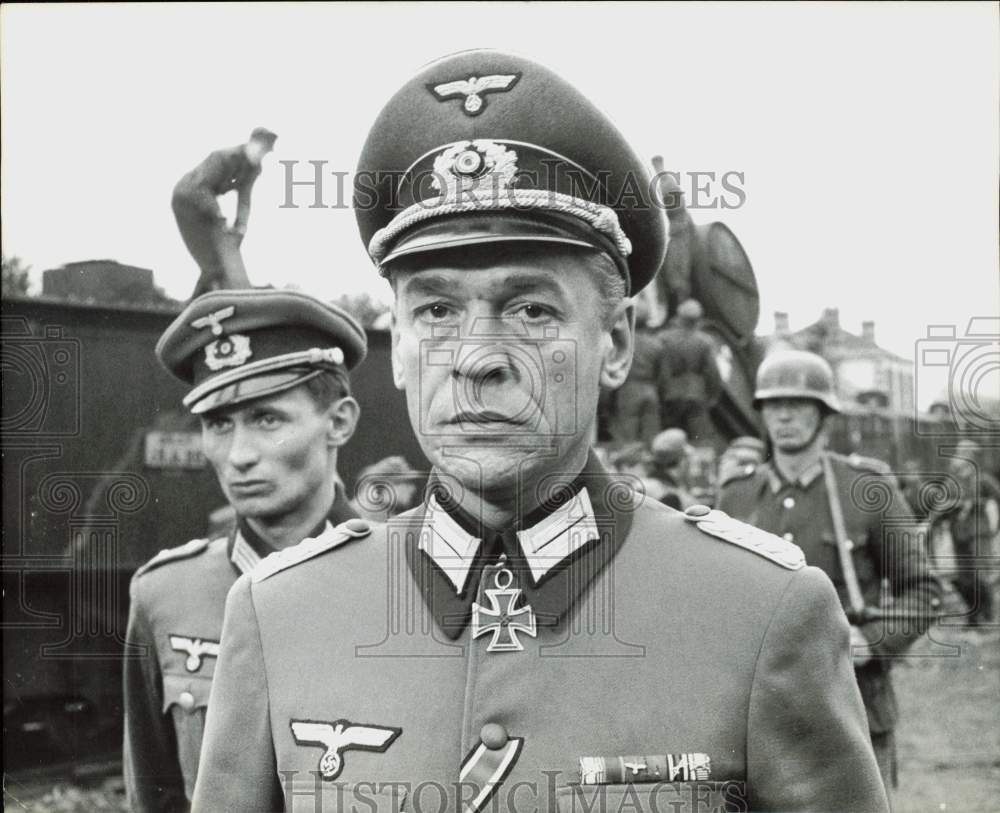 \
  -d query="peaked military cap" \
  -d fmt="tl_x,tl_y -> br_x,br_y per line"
156,289 -> 367,415
354,50 -> 666,294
